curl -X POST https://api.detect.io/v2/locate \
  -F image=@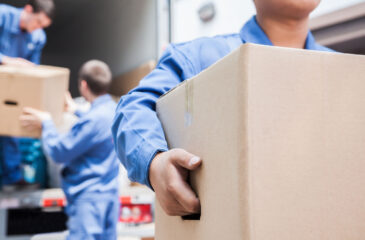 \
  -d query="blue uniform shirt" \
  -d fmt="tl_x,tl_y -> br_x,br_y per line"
0,4 -> 46,64
112,16 -> 334,188
42,94 -> 119,201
